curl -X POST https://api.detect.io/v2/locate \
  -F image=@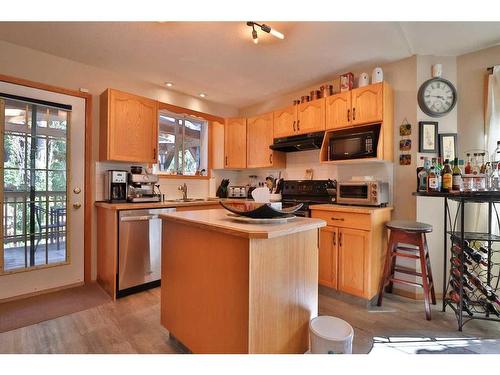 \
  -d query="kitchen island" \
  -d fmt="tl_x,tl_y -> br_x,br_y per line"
160,208 -> 326,354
